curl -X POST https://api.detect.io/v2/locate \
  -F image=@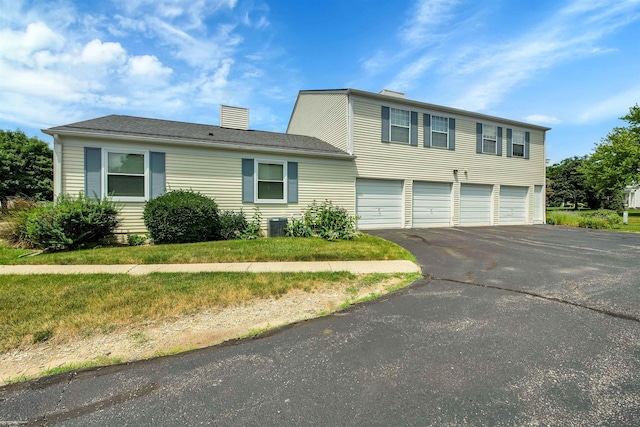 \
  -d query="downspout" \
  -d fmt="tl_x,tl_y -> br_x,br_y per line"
53,134 -> 62,198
